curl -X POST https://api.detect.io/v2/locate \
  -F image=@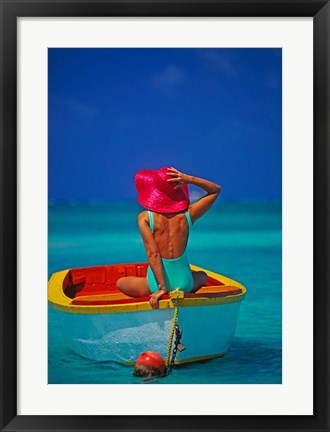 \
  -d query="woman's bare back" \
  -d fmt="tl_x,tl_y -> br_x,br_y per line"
149,212 -> 190,259
116,168 -> 221,308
